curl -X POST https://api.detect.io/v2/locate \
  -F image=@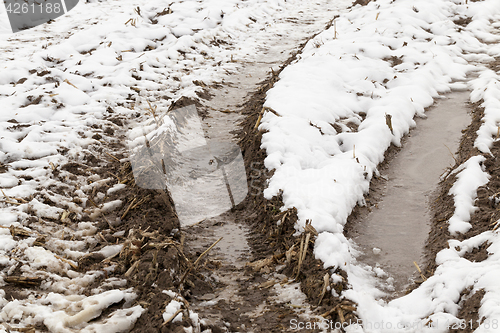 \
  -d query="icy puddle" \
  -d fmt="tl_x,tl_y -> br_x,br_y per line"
351,90 -> 472,294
